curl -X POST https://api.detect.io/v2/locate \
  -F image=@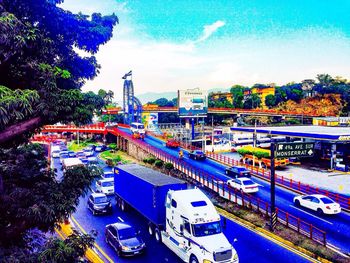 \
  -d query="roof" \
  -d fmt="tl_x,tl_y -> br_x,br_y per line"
91,192 -> 106,198
116,164 -> 185,186
230,125 -> 350,141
